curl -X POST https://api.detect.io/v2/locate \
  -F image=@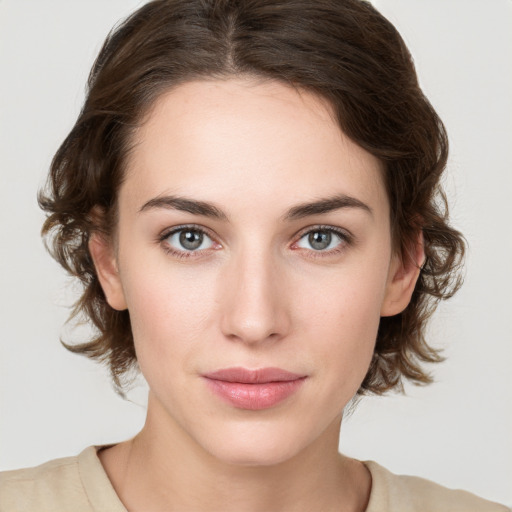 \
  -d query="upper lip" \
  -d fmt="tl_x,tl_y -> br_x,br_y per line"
203,367 -> 305,384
